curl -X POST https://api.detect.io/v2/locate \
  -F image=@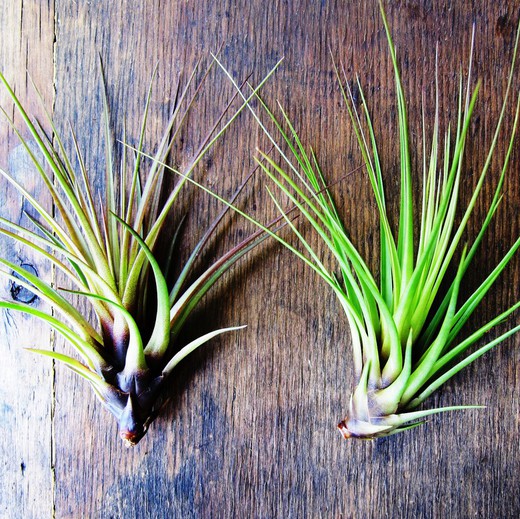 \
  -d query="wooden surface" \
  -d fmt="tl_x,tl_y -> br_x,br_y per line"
1,1 -> 519,517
